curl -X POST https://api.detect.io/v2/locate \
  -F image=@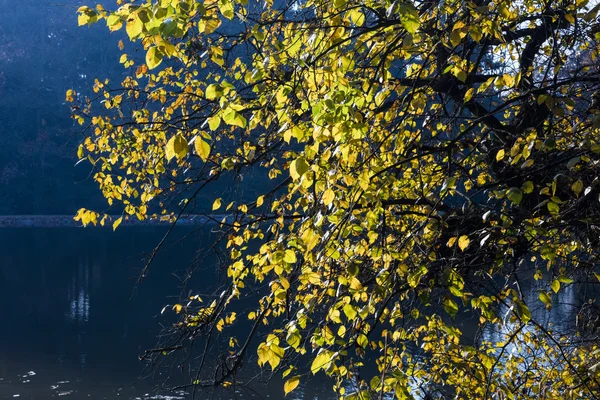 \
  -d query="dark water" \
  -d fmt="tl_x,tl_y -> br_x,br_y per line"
0,227 -> 338,400
0,227 -> 585,400
0,227 -> 192,399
